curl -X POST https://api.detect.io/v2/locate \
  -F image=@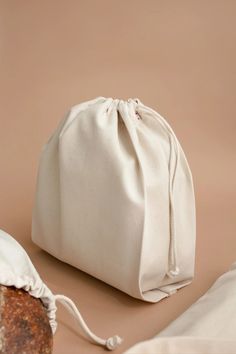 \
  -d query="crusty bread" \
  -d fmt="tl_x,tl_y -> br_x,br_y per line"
0,285 -> 52,354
